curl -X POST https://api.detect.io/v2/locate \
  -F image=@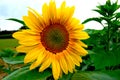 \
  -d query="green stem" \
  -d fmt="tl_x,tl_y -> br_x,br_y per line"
116,32 -> 119,43
107,20 -> 111,53
108,27 -> 110,51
